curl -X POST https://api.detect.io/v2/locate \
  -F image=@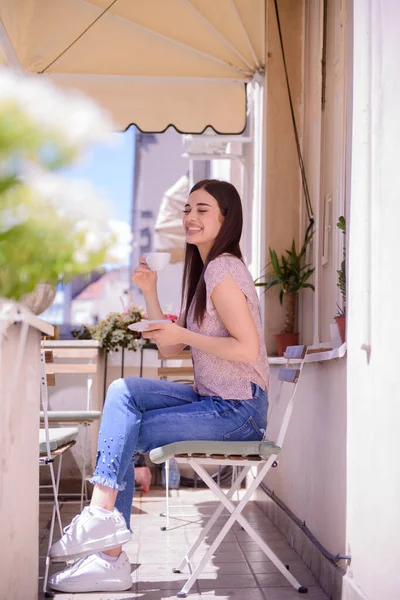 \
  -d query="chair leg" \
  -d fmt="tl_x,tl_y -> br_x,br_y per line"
161,459 -> 170,531
49,456 -> 63,537
176,457 -> 306,597
80,423 -> 89,511
231,465 -> 239,503
43,454 -> 64,595
173,465 -> 249,574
